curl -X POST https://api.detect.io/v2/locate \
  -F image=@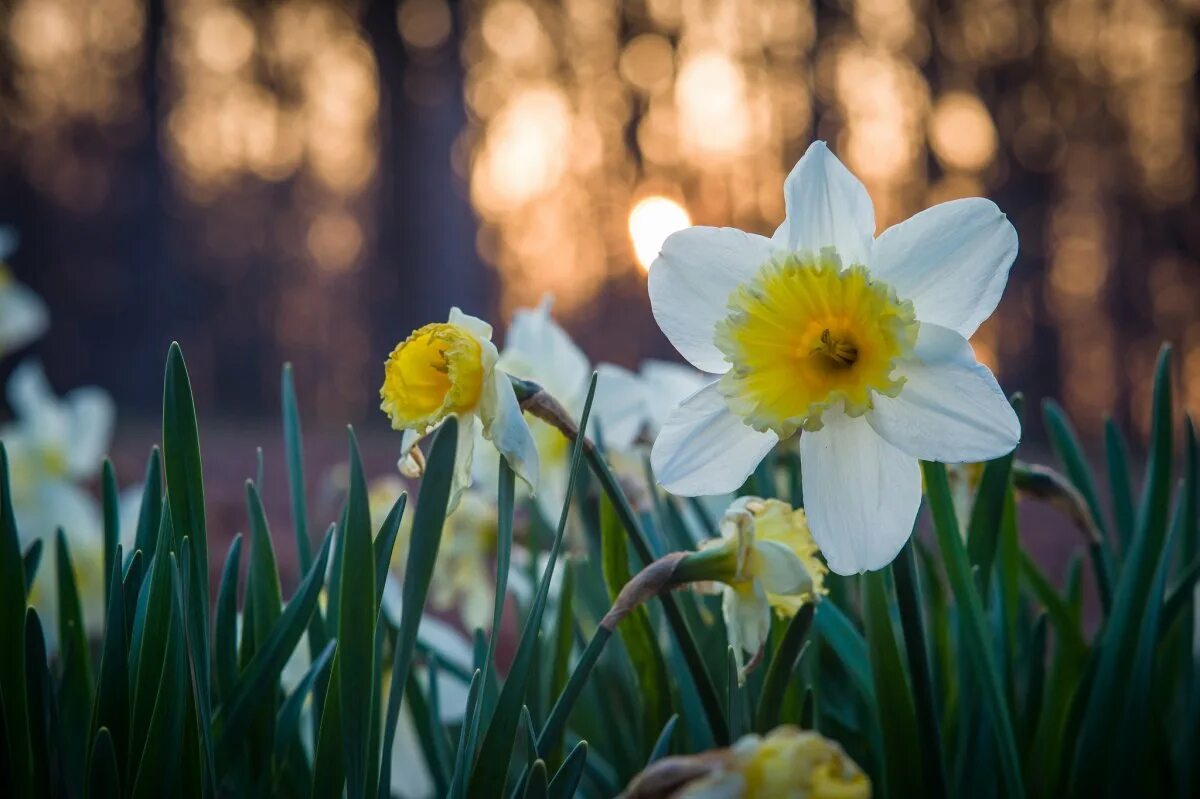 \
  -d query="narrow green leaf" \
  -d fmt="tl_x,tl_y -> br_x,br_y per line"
863,568 -> 925,798
215,527 -> 333,748
21,539 -> 41,598
470,381 -> 597,797
102,458 -> 120,608
484,460 -> 516,718
162,342 -> 208,606
755,605 -> 814,733
213,534 -> 243,705
813,601 -> 875,706
448,669 -> 483,799
92,544 -> 129,788
535,626 -> 612,764
55,530 -> 94,793
311,653 -> 345,798
404,653 -> 452,797
892,542 -> 947,799
1104,419 -> 1136,553
133,448 -> 163,565
547,740 -> 587,799
373,493 -> 407,610
923,460 -> 1025,798
122,551 -> 144,646
523,760 -> 547,799
646,715 -> 678,764
548,560 -> 577,746
24,609 -> 51,799
274,639 -> 335,771
247,481 -> 284,644
130,507 -> 175,766
88,727 -> 121,799
0,444 -> 32,797
379,418 -> 458,799
282,363 -> 313,573
725,648 -> 747,741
